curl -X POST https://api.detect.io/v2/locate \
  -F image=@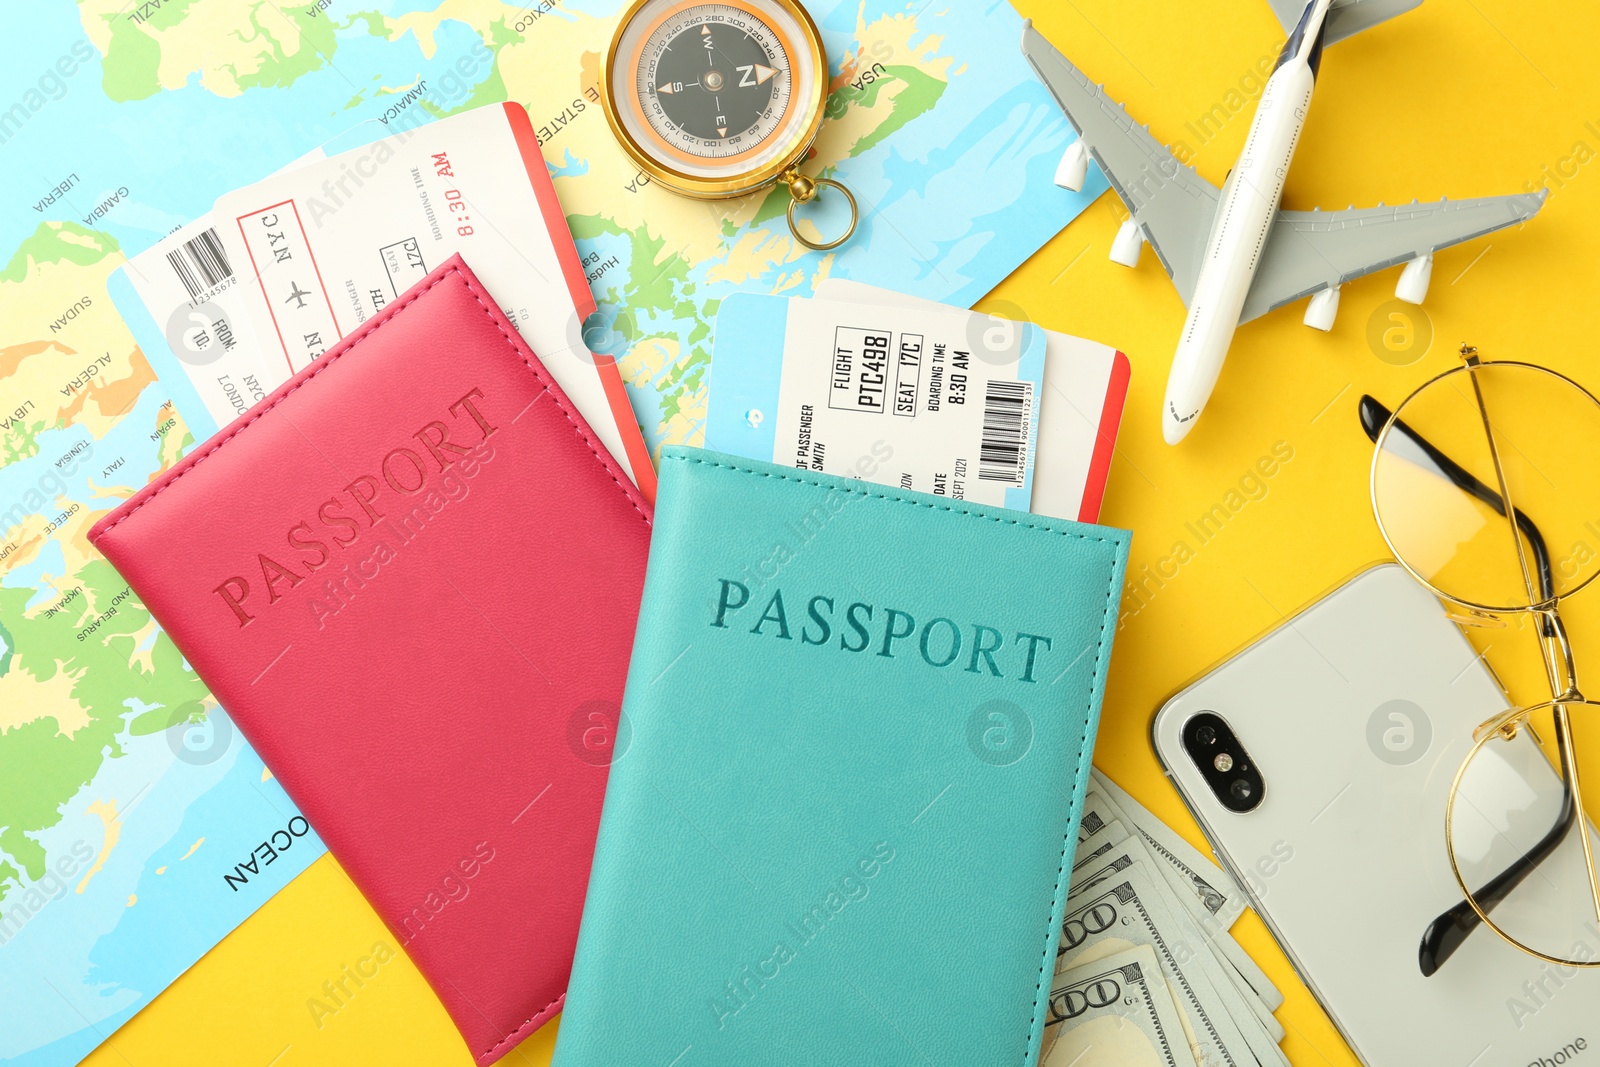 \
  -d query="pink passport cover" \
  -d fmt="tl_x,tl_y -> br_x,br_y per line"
88,255 -> 653,1063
